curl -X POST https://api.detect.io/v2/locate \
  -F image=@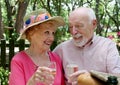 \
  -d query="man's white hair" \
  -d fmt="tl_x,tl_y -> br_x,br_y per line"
74,7 -> 96,23
87,8 -> 96,21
